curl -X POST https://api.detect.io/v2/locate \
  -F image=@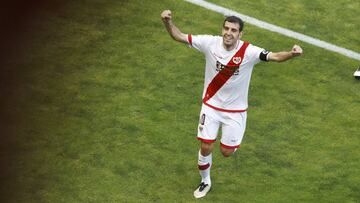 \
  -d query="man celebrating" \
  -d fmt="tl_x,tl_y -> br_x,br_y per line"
161,10 -> 303,198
